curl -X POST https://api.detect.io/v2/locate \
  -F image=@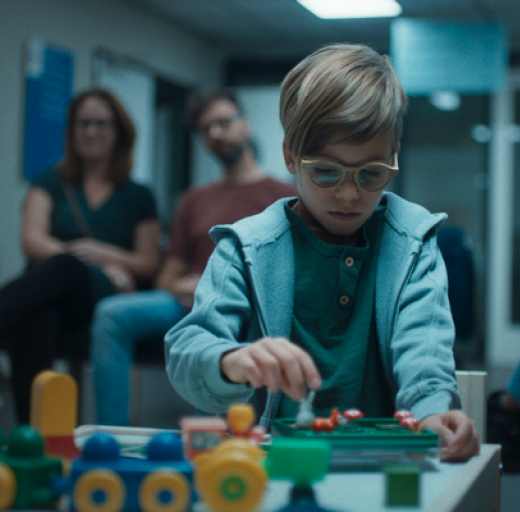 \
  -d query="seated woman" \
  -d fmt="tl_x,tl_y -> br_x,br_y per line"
0,88 -> 161,423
